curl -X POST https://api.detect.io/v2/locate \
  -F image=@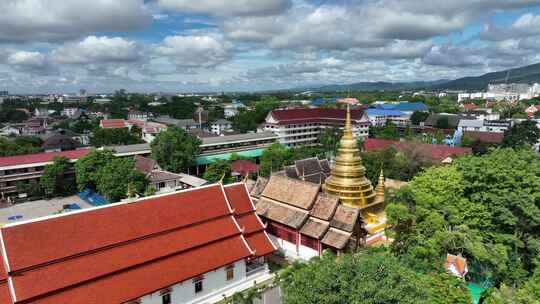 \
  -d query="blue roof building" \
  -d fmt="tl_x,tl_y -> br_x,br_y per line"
376,102 -> 428,112
365,108 -> 408,126
311,97 -> 338,107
